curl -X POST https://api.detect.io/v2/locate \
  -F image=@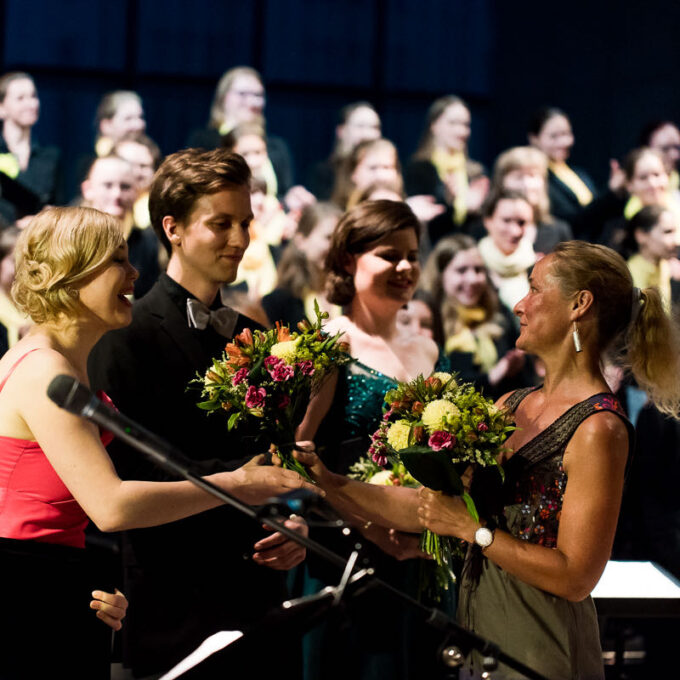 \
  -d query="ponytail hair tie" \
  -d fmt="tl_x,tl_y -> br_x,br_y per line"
631,287 -> 644,324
